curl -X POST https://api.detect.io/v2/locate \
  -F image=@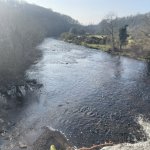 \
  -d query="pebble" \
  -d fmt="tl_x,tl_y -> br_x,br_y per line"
19,142 -> 27,149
